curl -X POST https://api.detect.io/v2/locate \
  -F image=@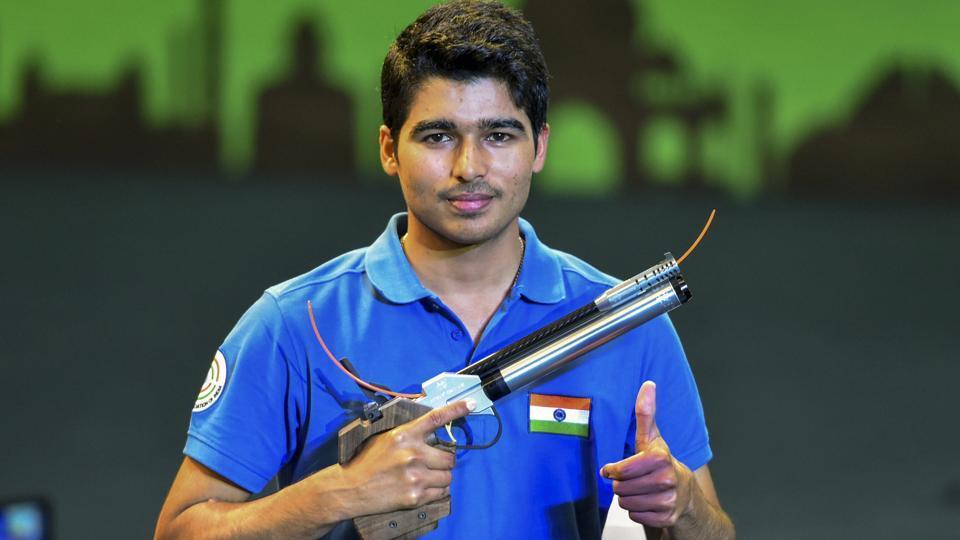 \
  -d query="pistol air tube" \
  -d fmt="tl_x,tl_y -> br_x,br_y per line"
480,277 -> 690,402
